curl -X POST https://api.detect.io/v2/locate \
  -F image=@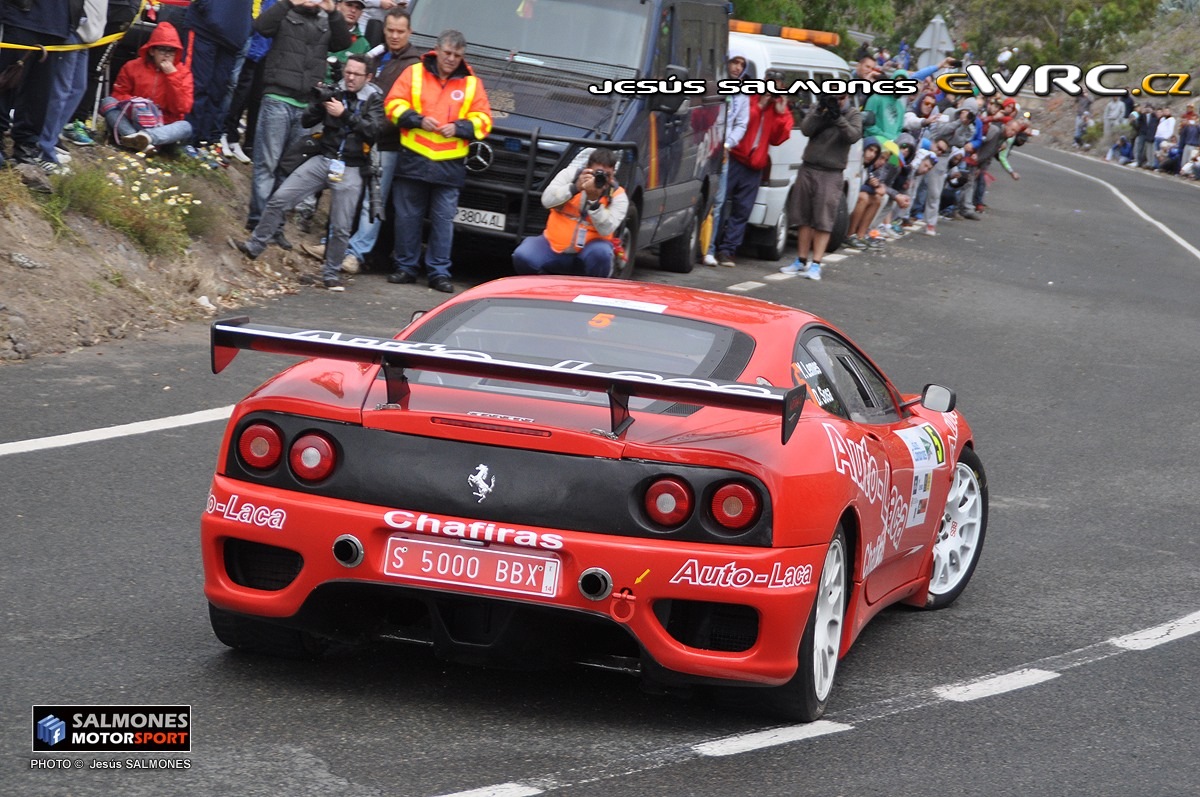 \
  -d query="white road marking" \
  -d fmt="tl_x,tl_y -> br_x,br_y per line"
727,281 -> 766,292
762,272 -> 797,282
436,784 -> 546,797
1019,152 -> 1200,265
0,406 -> 234,457
693,721 -> 852,757
823,253 -> 850,262
1109,609 -> 1200,650
934,668 -> 1060,702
